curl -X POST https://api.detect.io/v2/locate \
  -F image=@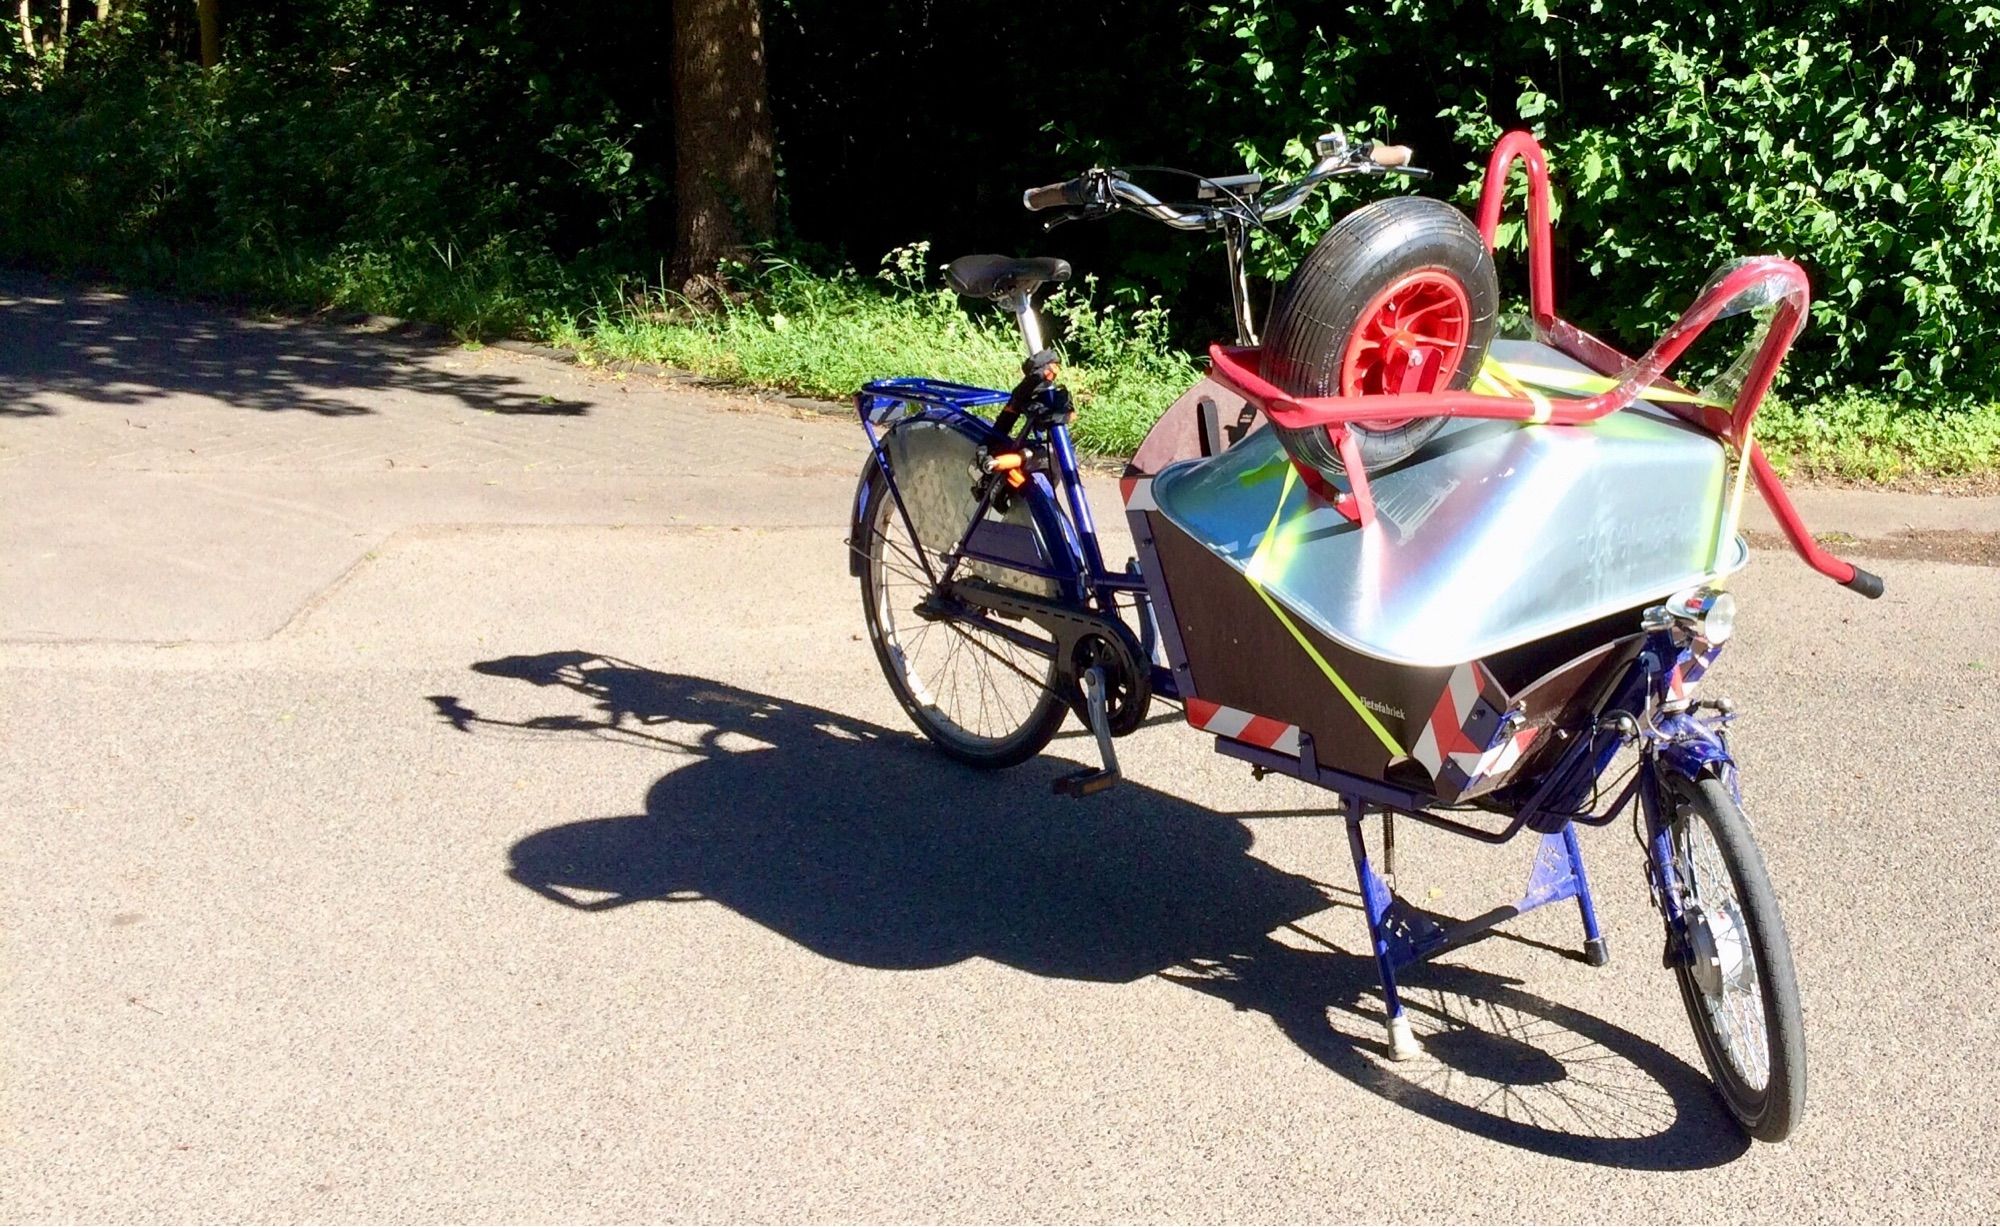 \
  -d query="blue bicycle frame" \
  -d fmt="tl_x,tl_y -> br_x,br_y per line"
851,376 -> 1177,700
